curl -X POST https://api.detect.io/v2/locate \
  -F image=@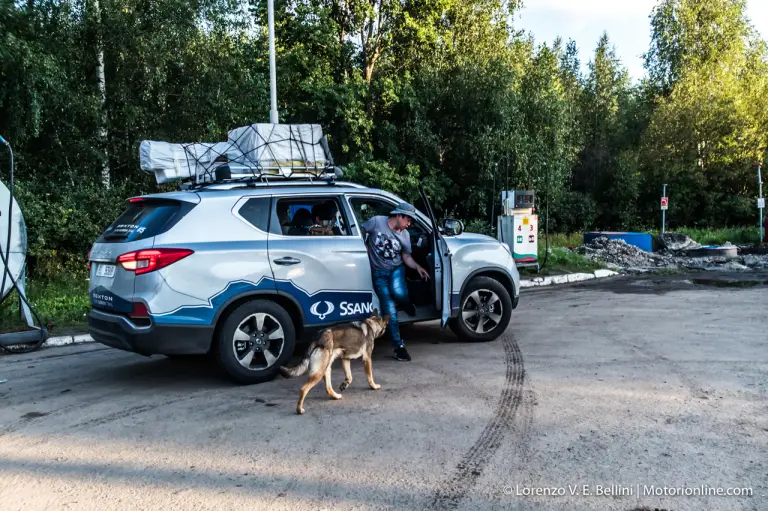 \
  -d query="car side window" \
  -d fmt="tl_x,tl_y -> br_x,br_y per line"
237,197 -> 271,232
274,196 -> 350,236
348,196 -> 428,238
348,197 -> 395,228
